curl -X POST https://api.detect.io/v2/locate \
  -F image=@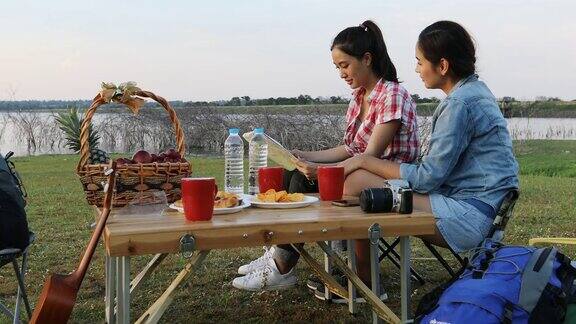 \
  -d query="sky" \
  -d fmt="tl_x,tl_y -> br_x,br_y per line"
1,0 -> 574,101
